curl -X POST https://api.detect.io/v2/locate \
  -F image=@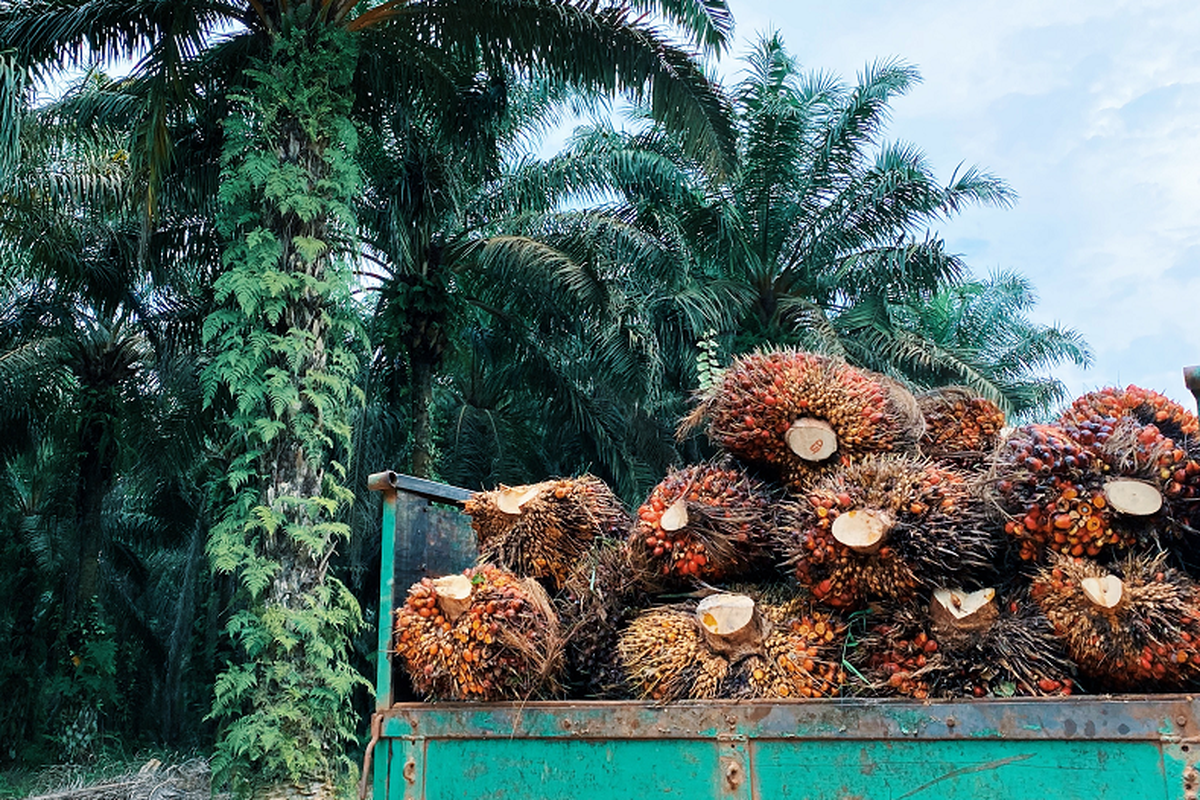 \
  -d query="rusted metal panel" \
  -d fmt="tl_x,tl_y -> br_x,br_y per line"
392,492 -> 476,595
379,699 -> 1200,799
381,697 -> 1197,741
